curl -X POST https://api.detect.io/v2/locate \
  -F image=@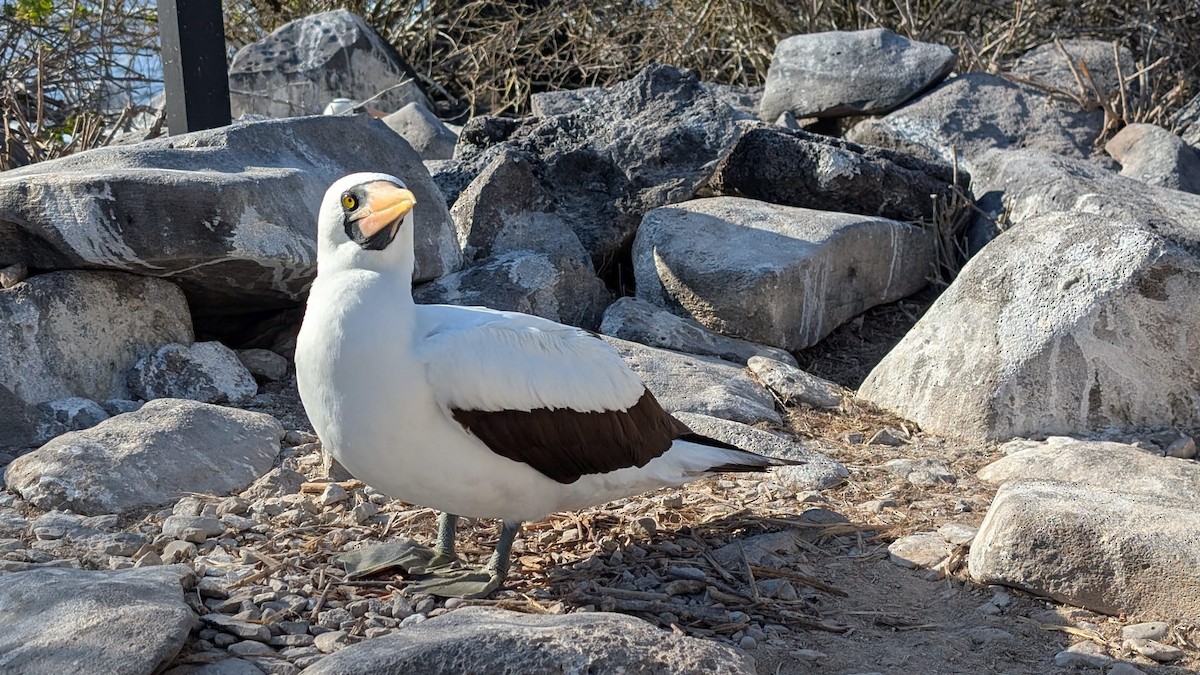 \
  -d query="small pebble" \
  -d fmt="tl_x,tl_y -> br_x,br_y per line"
1053,641 -> 1112,668
318,483 -> 349,505
134,551 -> 162,567
399,614 -> 427,629
867,428 -> 906,446
0,263 -> 29,288
212,633 -> 238,648
313,630 -> 351,654
1107,664 -> 1148,675
1126,638 -> 1183,662
1165,435 -> 1197,459
227,640 -> 276,656
161,540 -> 196,562
738,636 -> 757,650
1122,621 -> 1169,641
